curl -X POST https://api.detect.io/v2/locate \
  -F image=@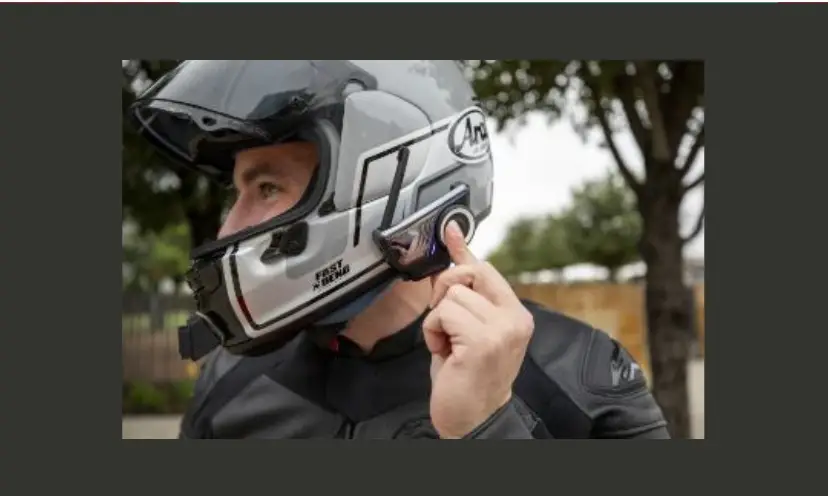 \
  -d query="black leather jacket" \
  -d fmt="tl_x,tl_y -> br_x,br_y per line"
179,300 -> 670,439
